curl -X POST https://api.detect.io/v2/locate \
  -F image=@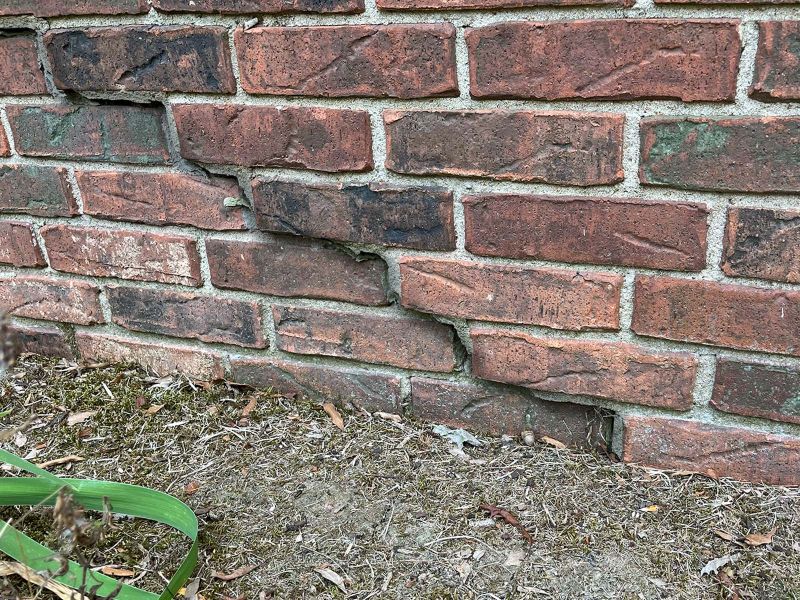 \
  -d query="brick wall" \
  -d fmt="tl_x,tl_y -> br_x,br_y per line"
2,0 -> 800,485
